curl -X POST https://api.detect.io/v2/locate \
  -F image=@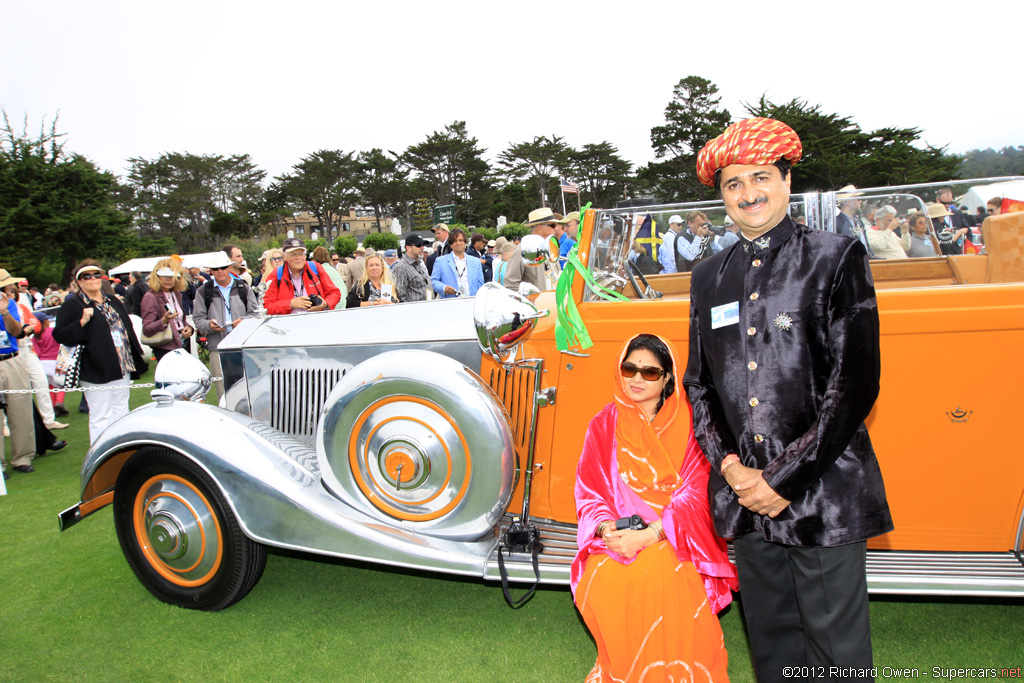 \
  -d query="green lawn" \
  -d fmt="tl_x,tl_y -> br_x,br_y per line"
1,370 -> 1020,682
